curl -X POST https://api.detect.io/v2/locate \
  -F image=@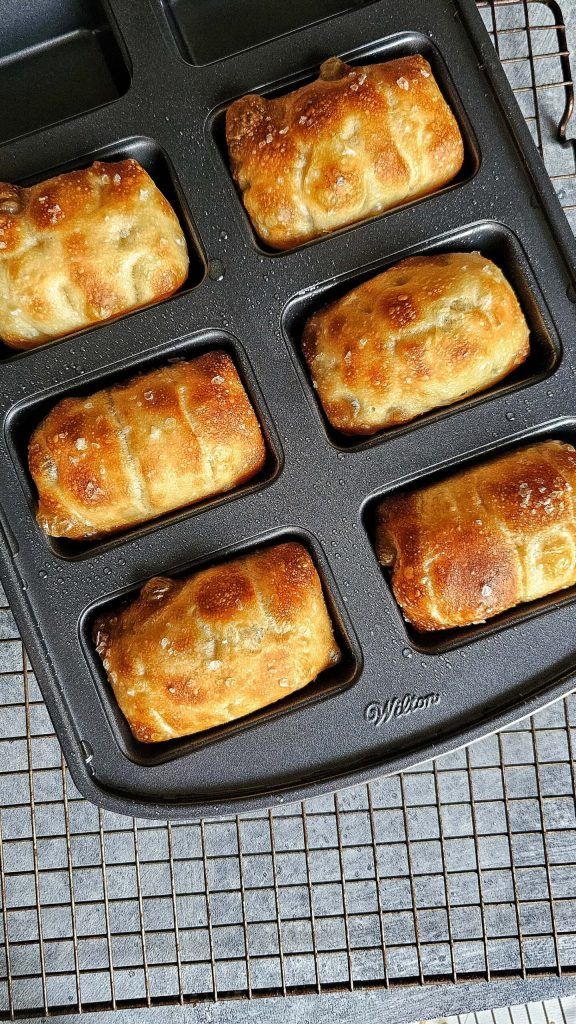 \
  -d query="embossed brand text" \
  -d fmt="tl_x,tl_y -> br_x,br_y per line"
365,692 -> 441,728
